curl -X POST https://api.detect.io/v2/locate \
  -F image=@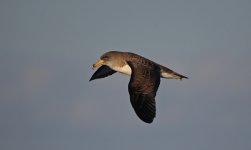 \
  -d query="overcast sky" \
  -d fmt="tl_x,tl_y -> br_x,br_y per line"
1,0 -> 251,150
